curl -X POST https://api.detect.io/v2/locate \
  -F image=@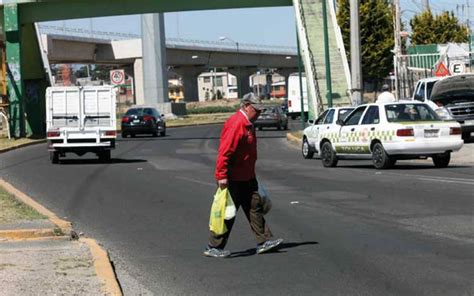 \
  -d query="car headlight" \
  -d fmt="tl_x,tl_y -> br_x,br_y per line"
435,107 -> 453,120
